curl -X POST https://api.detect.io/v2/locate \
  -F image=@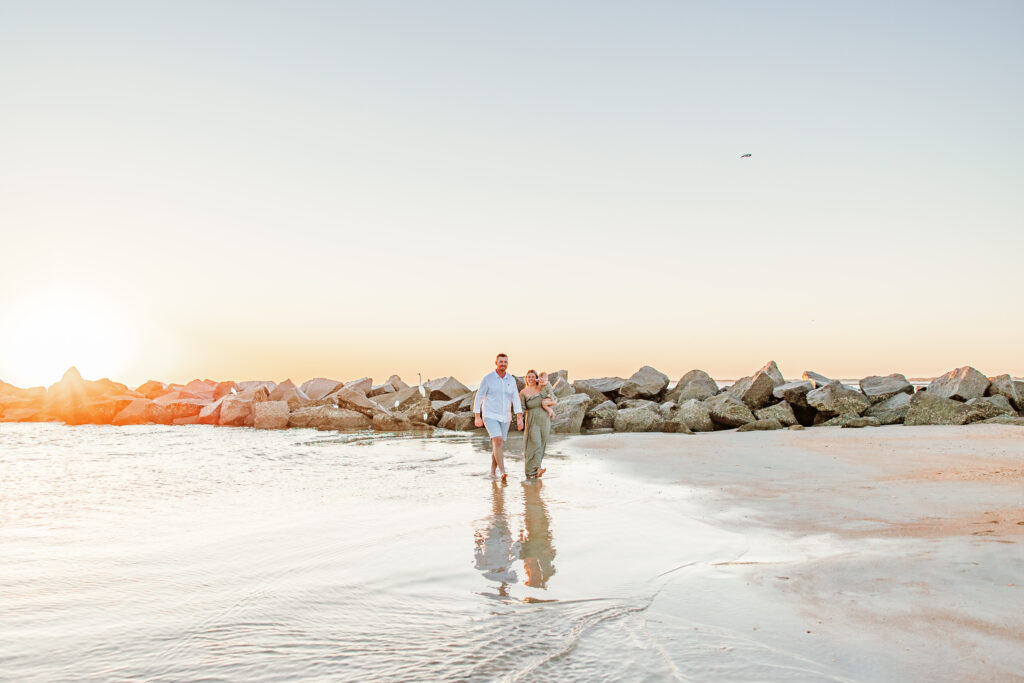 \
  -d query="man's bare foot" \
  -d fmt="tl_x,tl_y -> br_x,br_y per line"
538,468 -> 546,478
